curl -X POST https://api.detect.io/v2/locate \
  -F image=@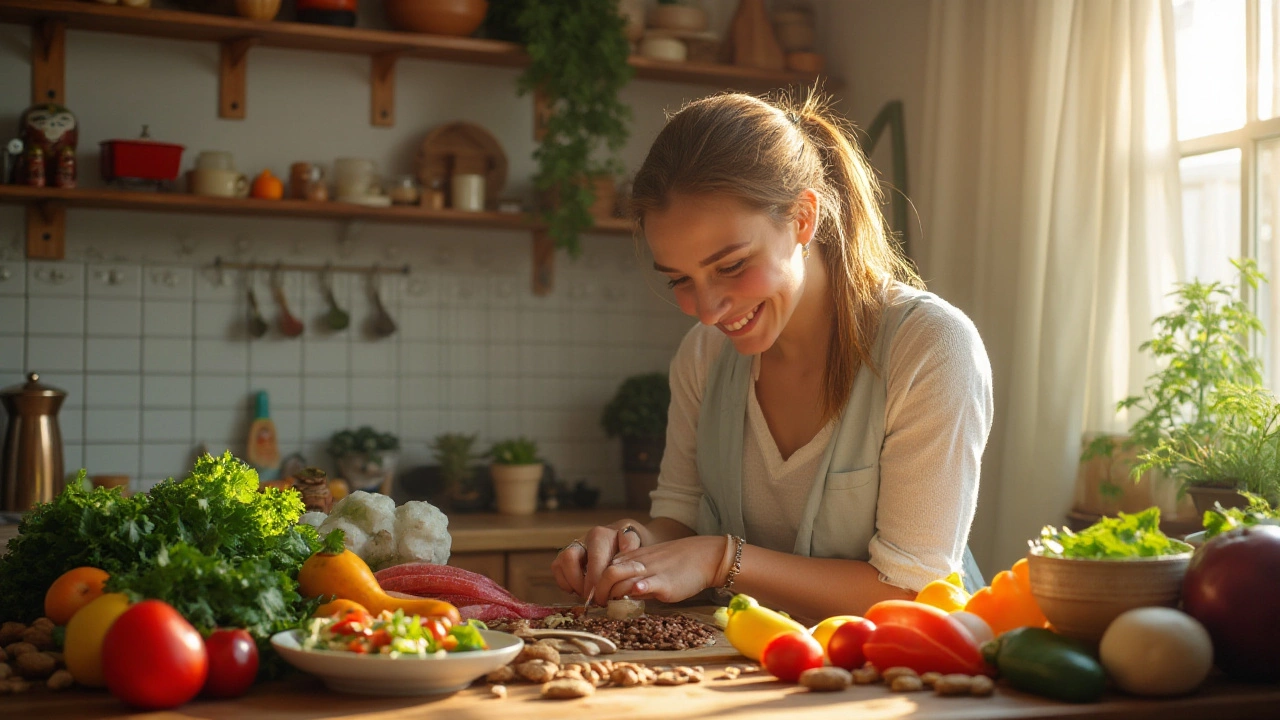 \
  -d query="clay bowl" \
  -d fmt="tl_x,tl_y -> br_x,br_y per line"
385,0 -> 488,36
1026,547 -> 1192,644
